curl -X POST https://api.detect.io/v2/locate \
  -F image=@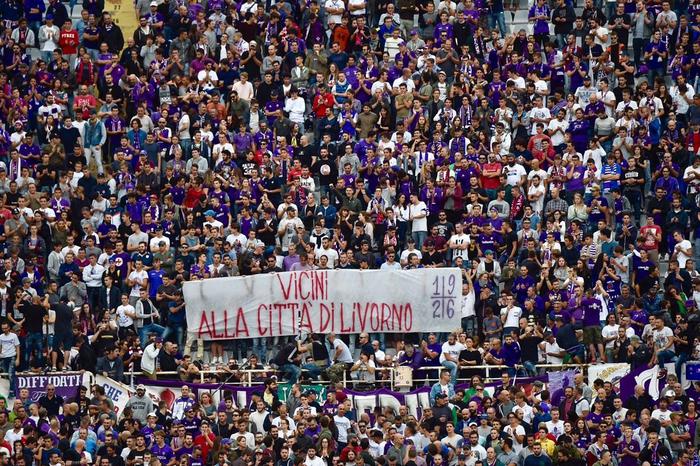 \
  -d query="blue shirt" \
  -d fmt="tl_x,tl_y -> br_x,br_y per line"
24,0 -> 45,22
148,269 -> 164,298
601,163 -> 622,192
